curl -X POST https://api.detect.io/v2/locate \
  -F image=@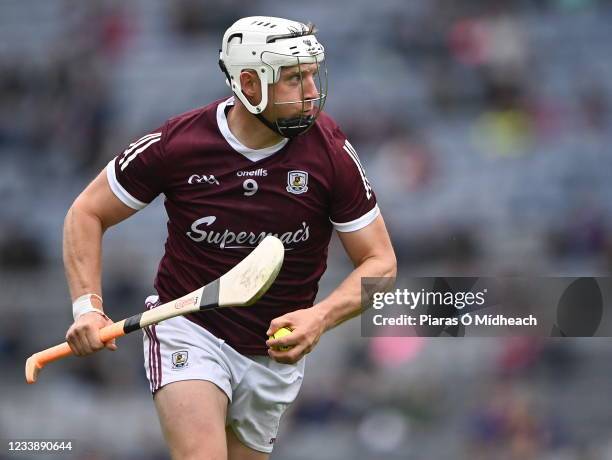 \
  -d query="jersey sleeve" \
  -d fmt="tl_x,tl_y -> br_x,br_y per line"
105,125 -> 167,210
329,133 -> 379,232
